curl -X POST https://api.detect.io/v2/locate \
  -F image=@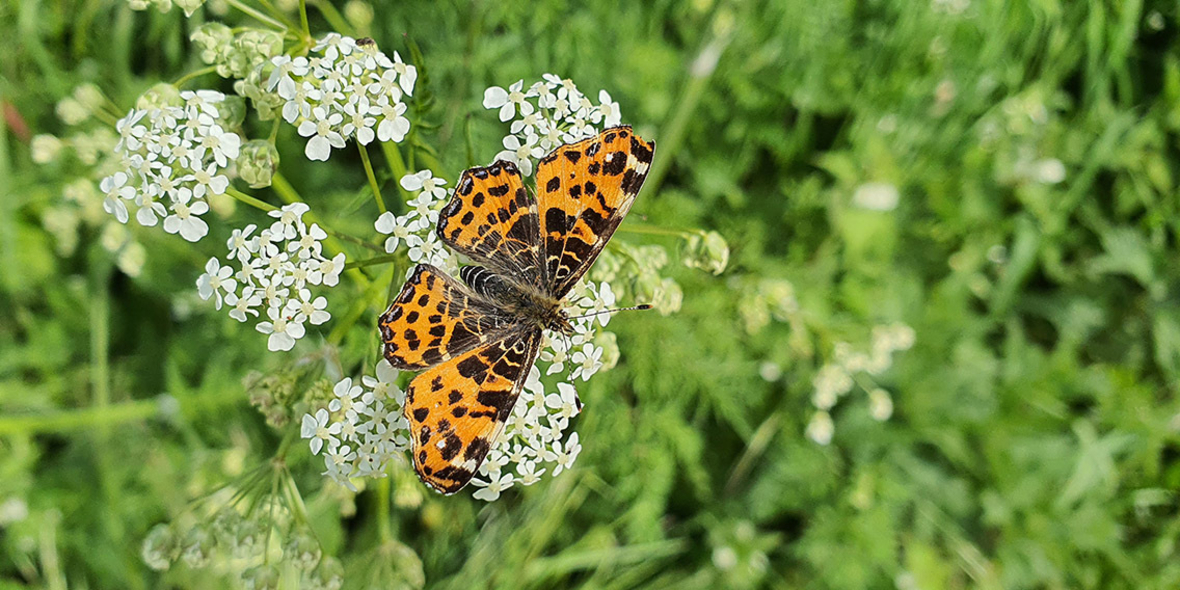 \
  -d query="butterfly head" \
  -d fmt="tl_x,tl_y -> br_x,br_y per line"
547,311 -> 575,335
